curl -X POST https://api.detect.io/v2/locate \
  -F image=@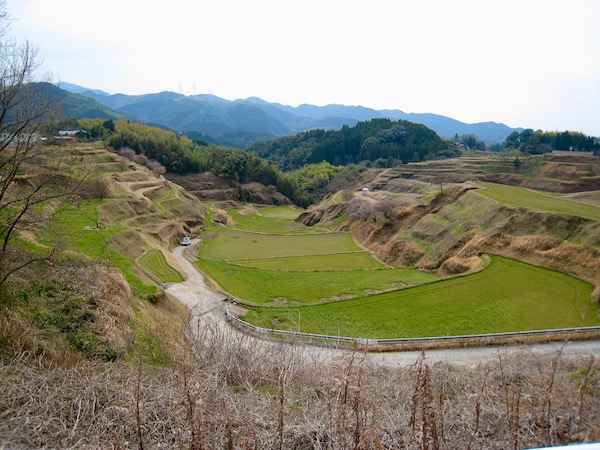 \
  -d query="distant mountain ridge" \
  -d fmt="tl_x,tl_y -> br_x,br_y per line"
56,82 -> 523,146
37,82 -> 126,121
